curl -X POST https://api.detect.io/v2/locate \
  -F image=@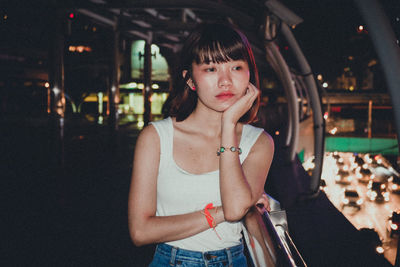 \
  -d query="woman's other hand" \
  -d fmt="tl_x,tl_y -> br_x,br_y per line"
255,192 -> 270,214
